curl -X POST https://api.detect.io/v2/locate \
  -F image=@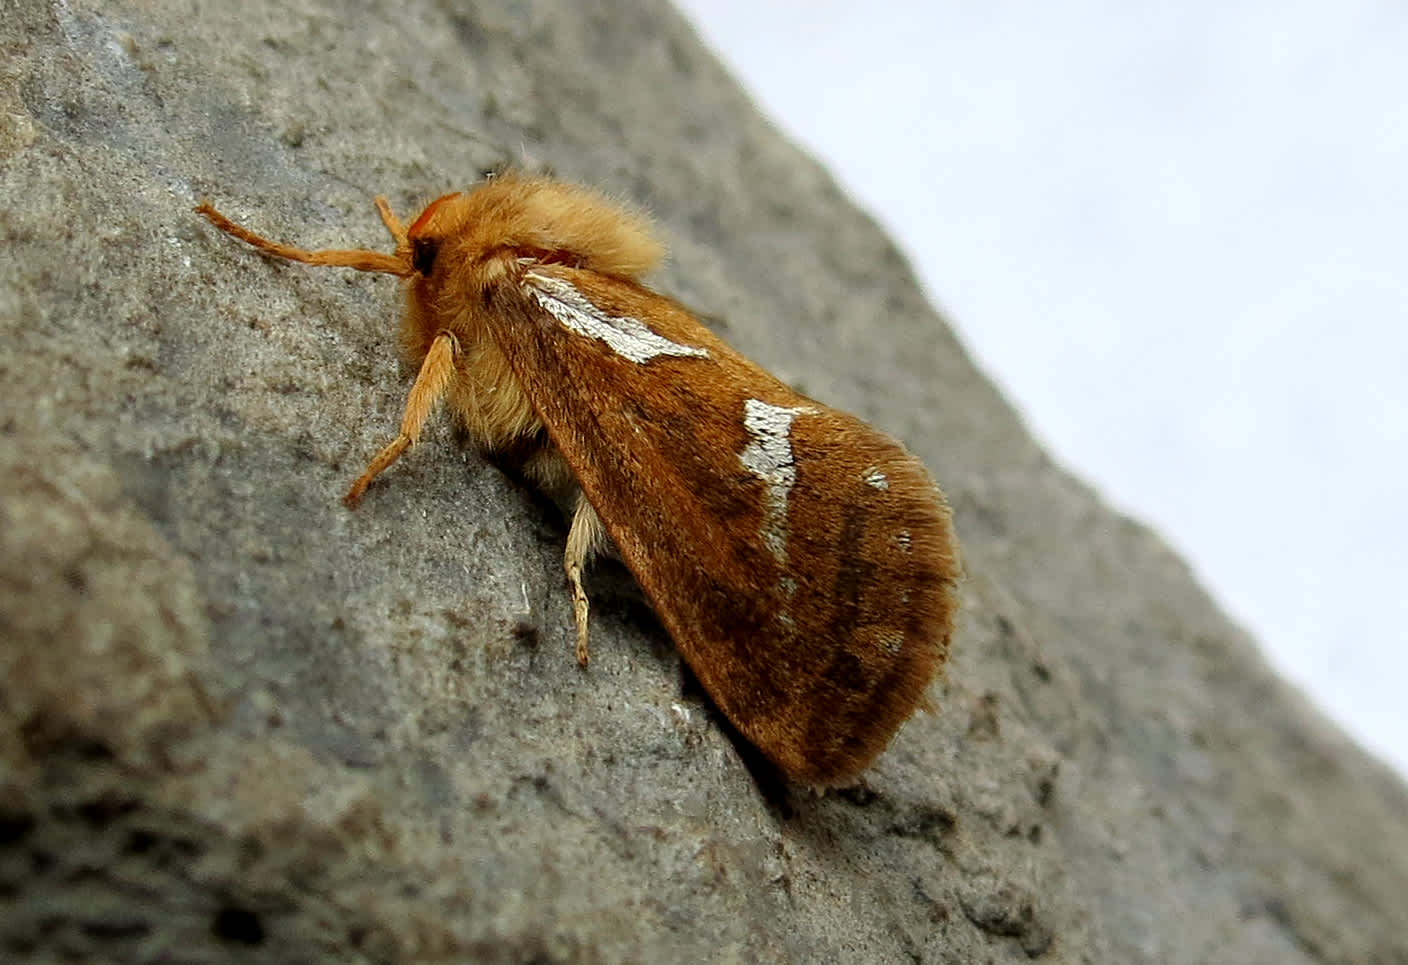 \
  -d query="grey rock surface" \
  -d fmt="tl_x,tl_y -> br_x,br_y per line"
2,0 -> 1406,961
